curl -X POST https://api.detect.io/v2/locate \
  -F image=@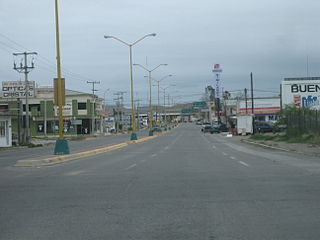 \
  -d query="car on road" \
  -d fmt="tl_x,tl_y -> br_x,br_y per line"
202,125 -> 221,134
